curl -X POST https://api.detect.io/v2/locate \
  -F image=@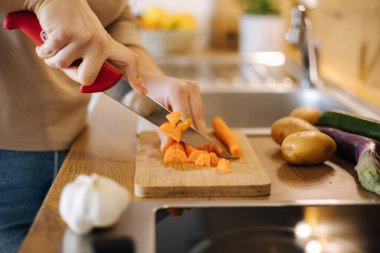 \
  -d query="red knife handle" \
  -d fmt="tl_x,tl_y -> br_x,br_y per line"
3,11 -> 122,93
